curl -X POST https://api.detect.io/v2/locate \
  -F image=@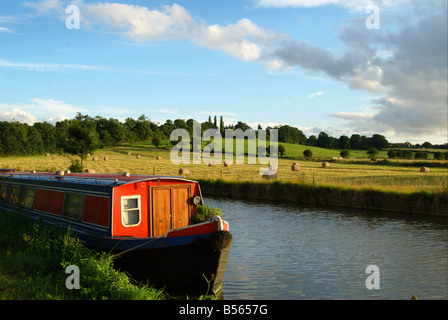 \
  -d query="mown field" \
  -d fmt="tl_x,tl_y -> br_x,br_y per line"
1,141 -> 446,194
